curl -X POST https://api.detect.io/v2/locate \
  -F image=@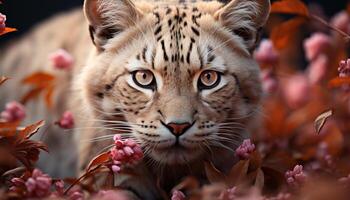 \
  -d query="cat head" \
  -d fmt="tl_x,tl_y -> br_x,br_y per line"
80,0 -> 270,165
